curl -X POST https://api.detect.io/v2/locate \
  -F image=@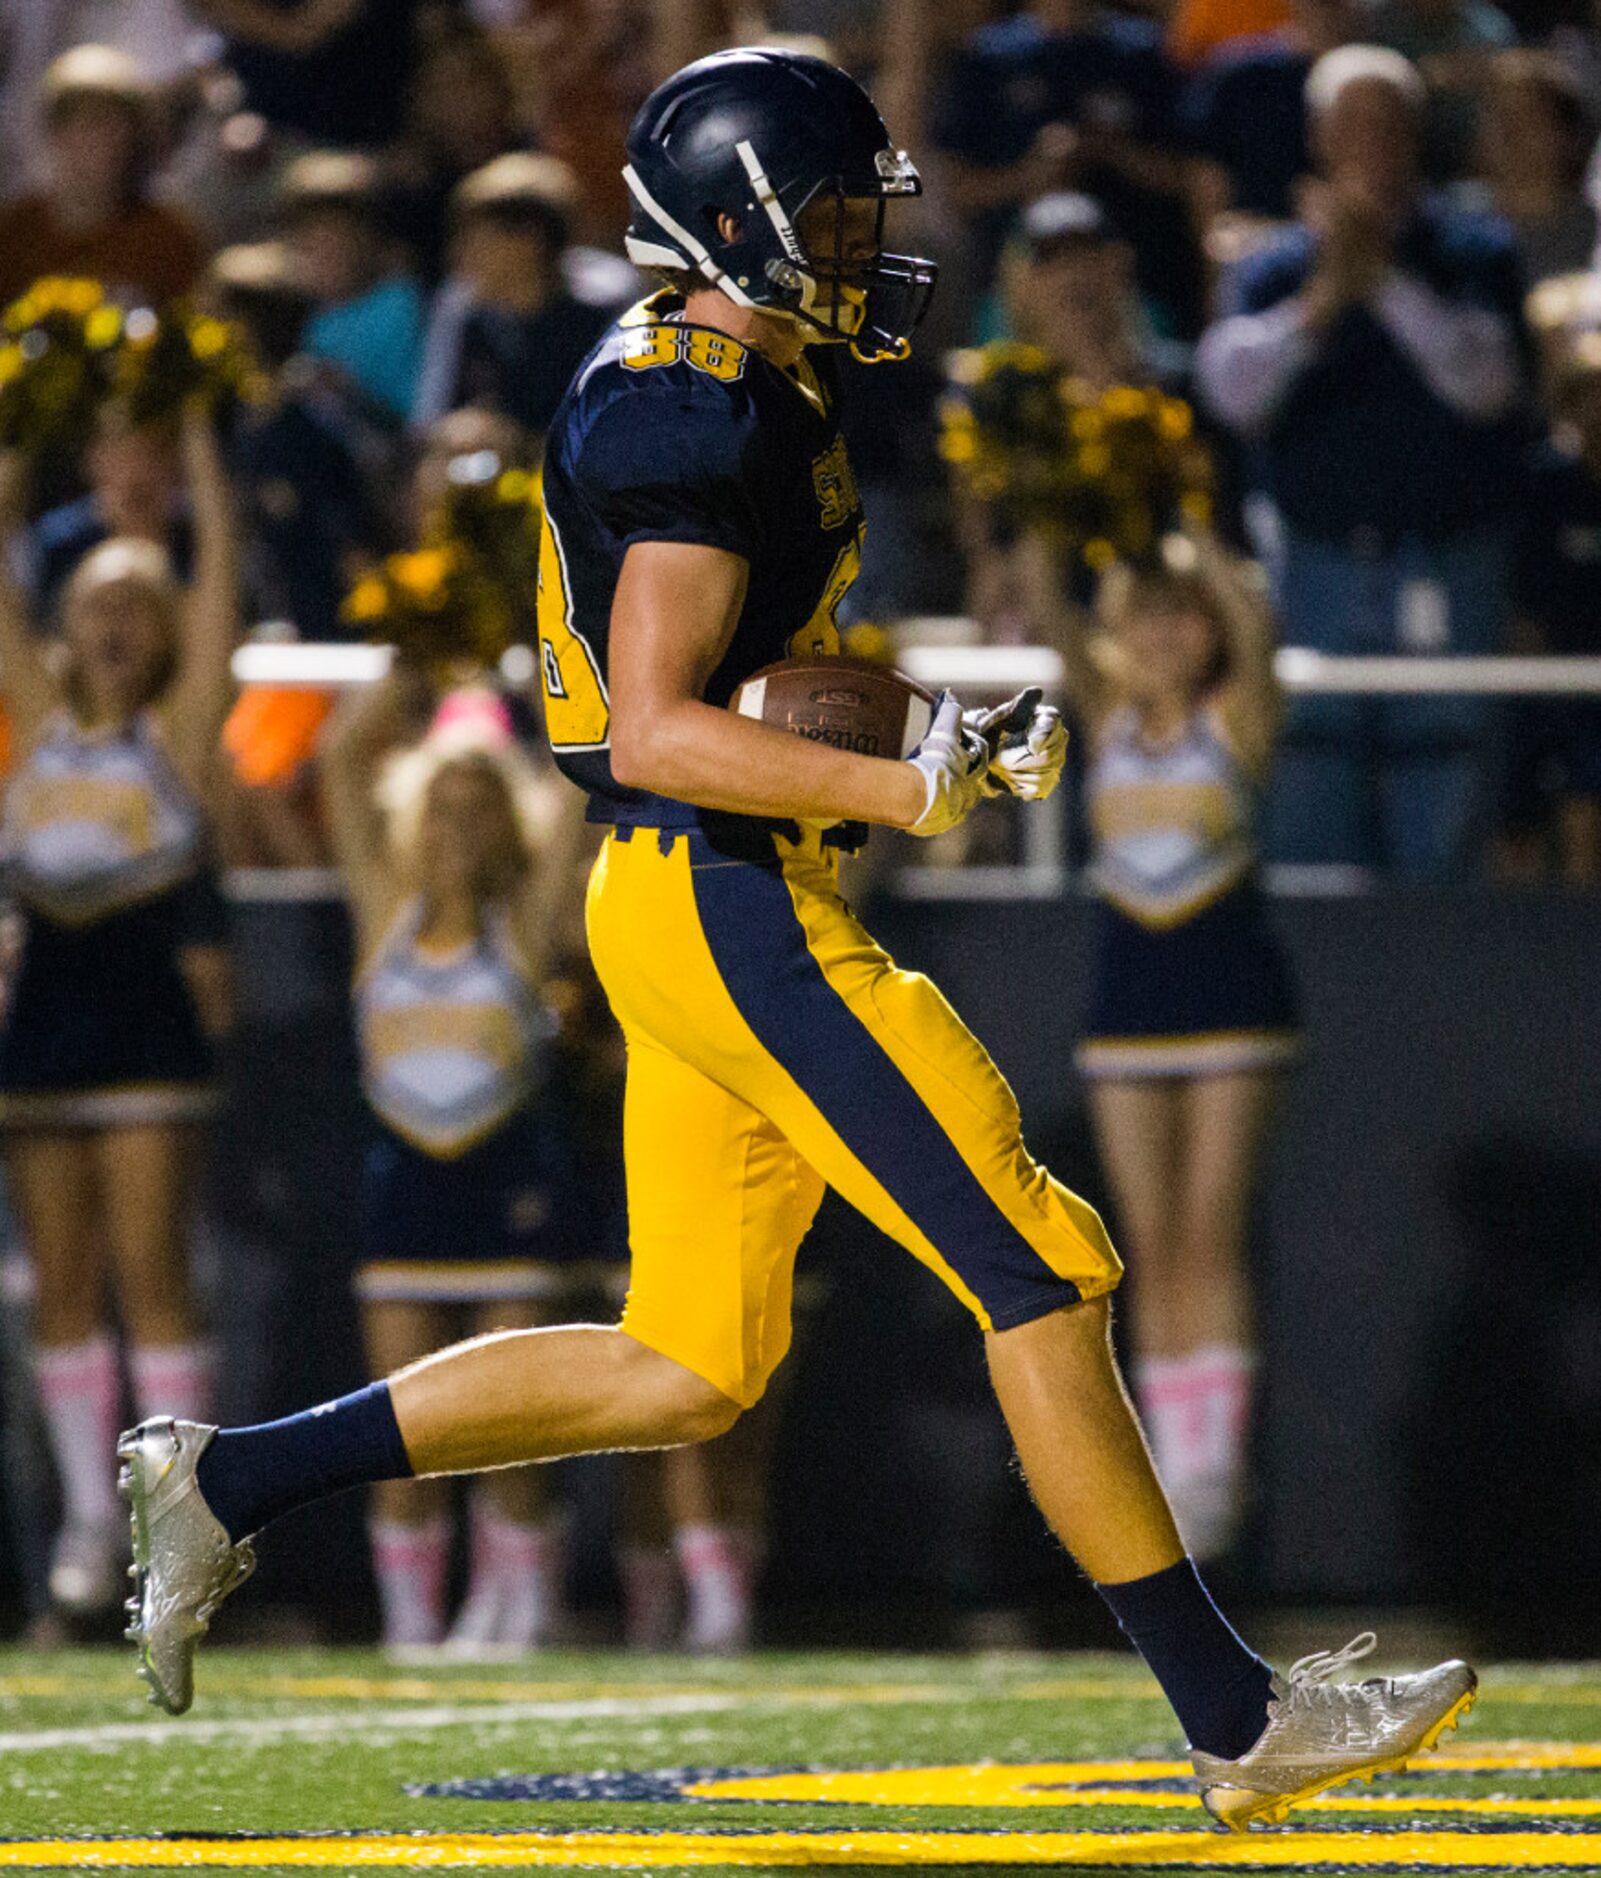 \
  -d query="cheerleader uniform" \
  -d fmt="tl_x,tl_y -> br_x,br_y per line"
353,898 -> 579,1303
0,712 -> 224,1128
1077,702 -> 1298,1080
